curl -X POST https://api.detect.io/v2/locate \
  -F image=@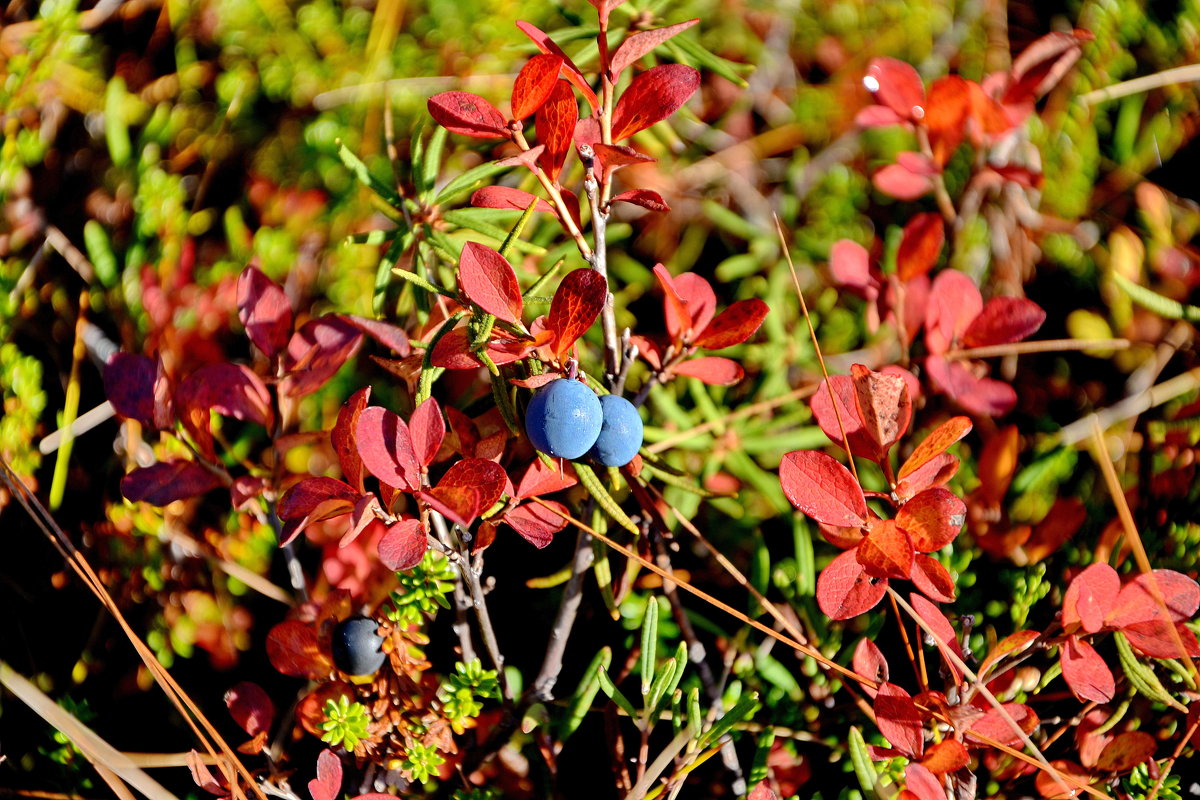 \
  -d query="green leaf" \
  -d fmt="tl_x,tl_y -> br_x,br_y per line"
83,221 -> 118,288
1112,271 -> 1200,322
597,665 -> 639,721
433,159 -> 515,208
646,657 -> 676,714
640,600 -> 659,698
422,125 -> 448,201
105,77 -> 131,167
561,646 -> 612,742
652,642 -> 688,715
697,691 -> 759,750
441,209 -> 547,255
575,462 -> 639,534
417,313 -> 463,405
1114,631 -> 1187,712
848,726 -> 879,799
373,230 -> 412,315
337,140 -> 404,209
665,34 -> 751,88
392,266 -> 457,300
